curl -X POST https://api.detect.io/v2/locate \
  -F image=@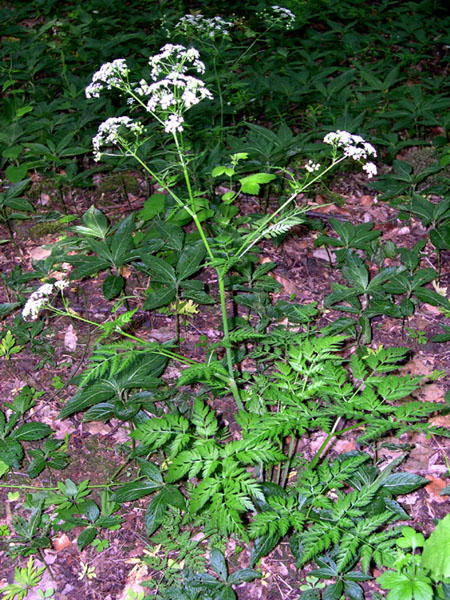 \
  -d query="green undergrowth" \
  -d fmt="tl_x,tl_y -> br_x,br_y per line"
0,1 -> 450,599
